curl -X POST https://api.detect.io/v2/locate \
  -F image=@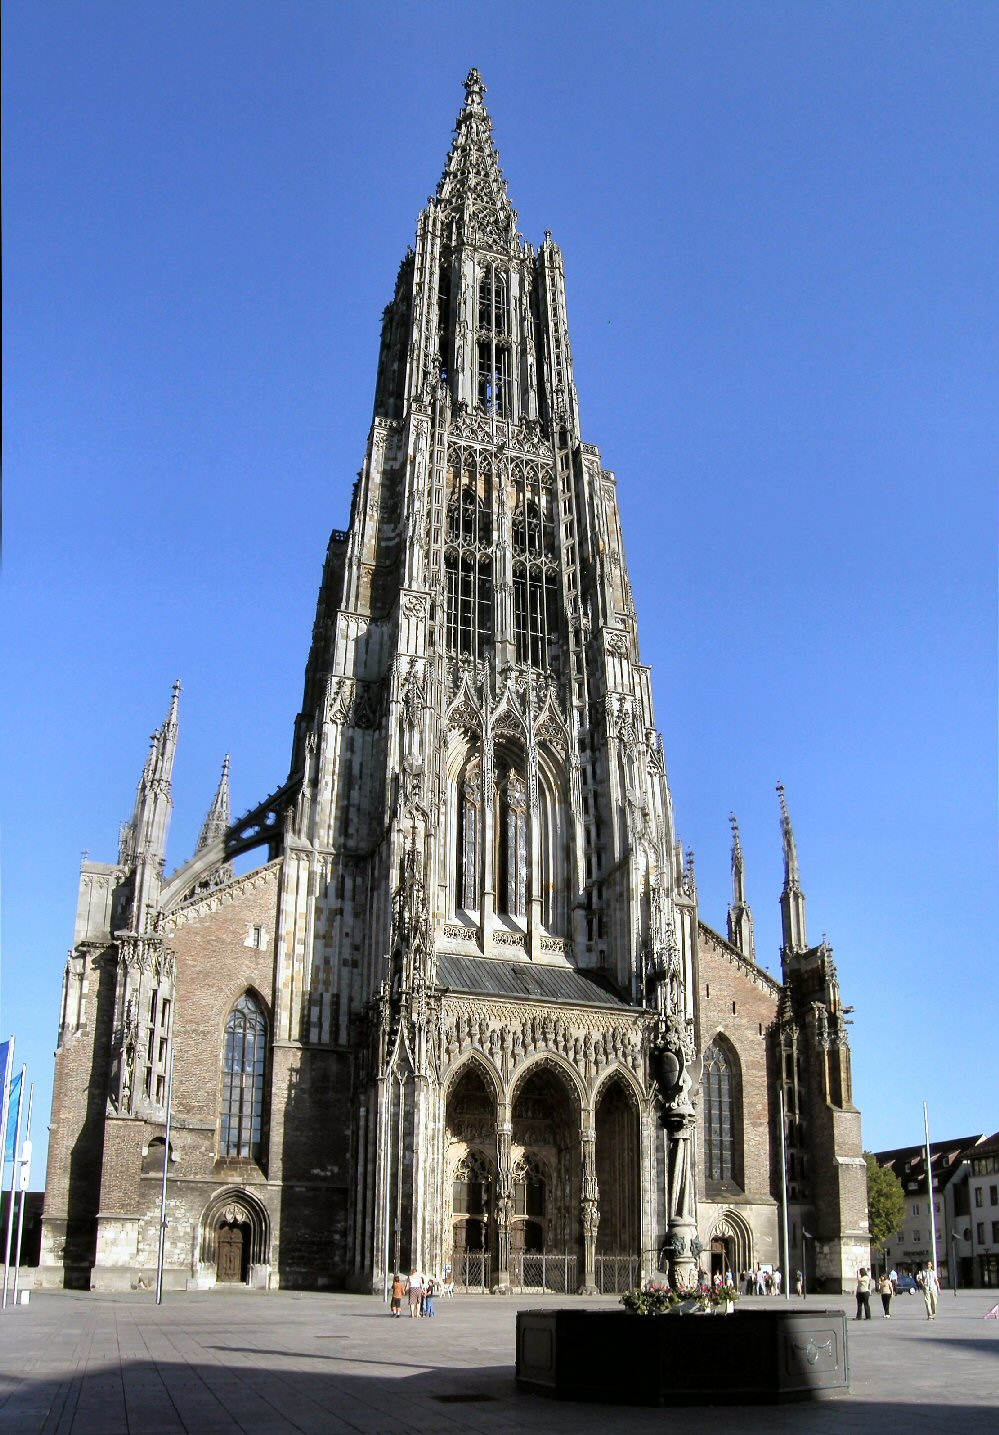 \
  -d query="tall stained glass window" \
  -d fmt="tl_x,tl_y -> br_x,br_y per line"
220,993 -> 267,1160
703,1040 -> 734,1183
